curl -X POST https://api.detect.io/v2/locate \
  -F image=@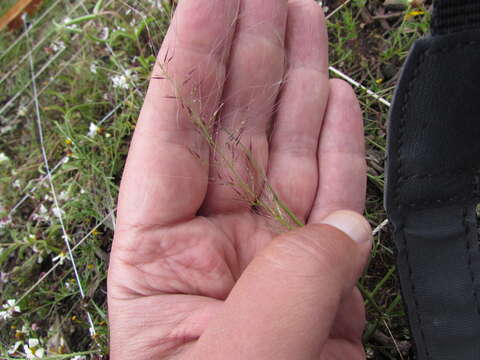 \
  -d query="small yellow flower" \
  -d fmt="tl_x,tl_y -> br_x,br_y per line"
65,138 -> 73,145
71,315 -> 77,321
375,78 -> 384,85
405,10 -> 425,20
92,229 -> 101,236
87,264 -> 94,270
